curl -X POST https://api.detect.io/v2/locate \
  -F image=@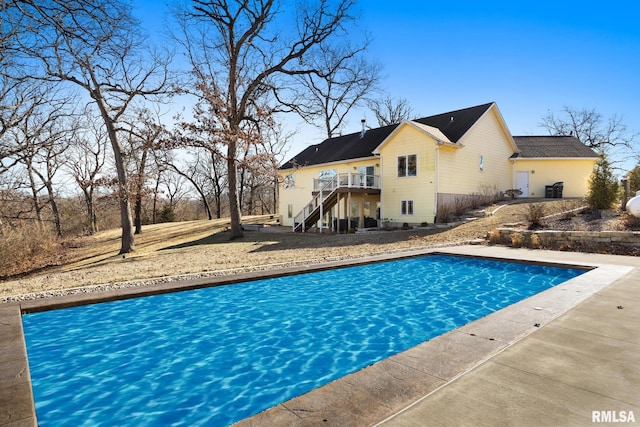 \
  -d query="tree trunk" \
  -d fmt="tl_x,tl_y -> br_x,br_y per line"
82,186 -> 97,234
273,175 -> 278,215
26,162 -> 43,225
44,181 -> 62,237
152,174 -> 161,224
134,148 -> 148,235
94,103 -> 135,252
112,143 -> 135,253
227,140 -> 243,239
